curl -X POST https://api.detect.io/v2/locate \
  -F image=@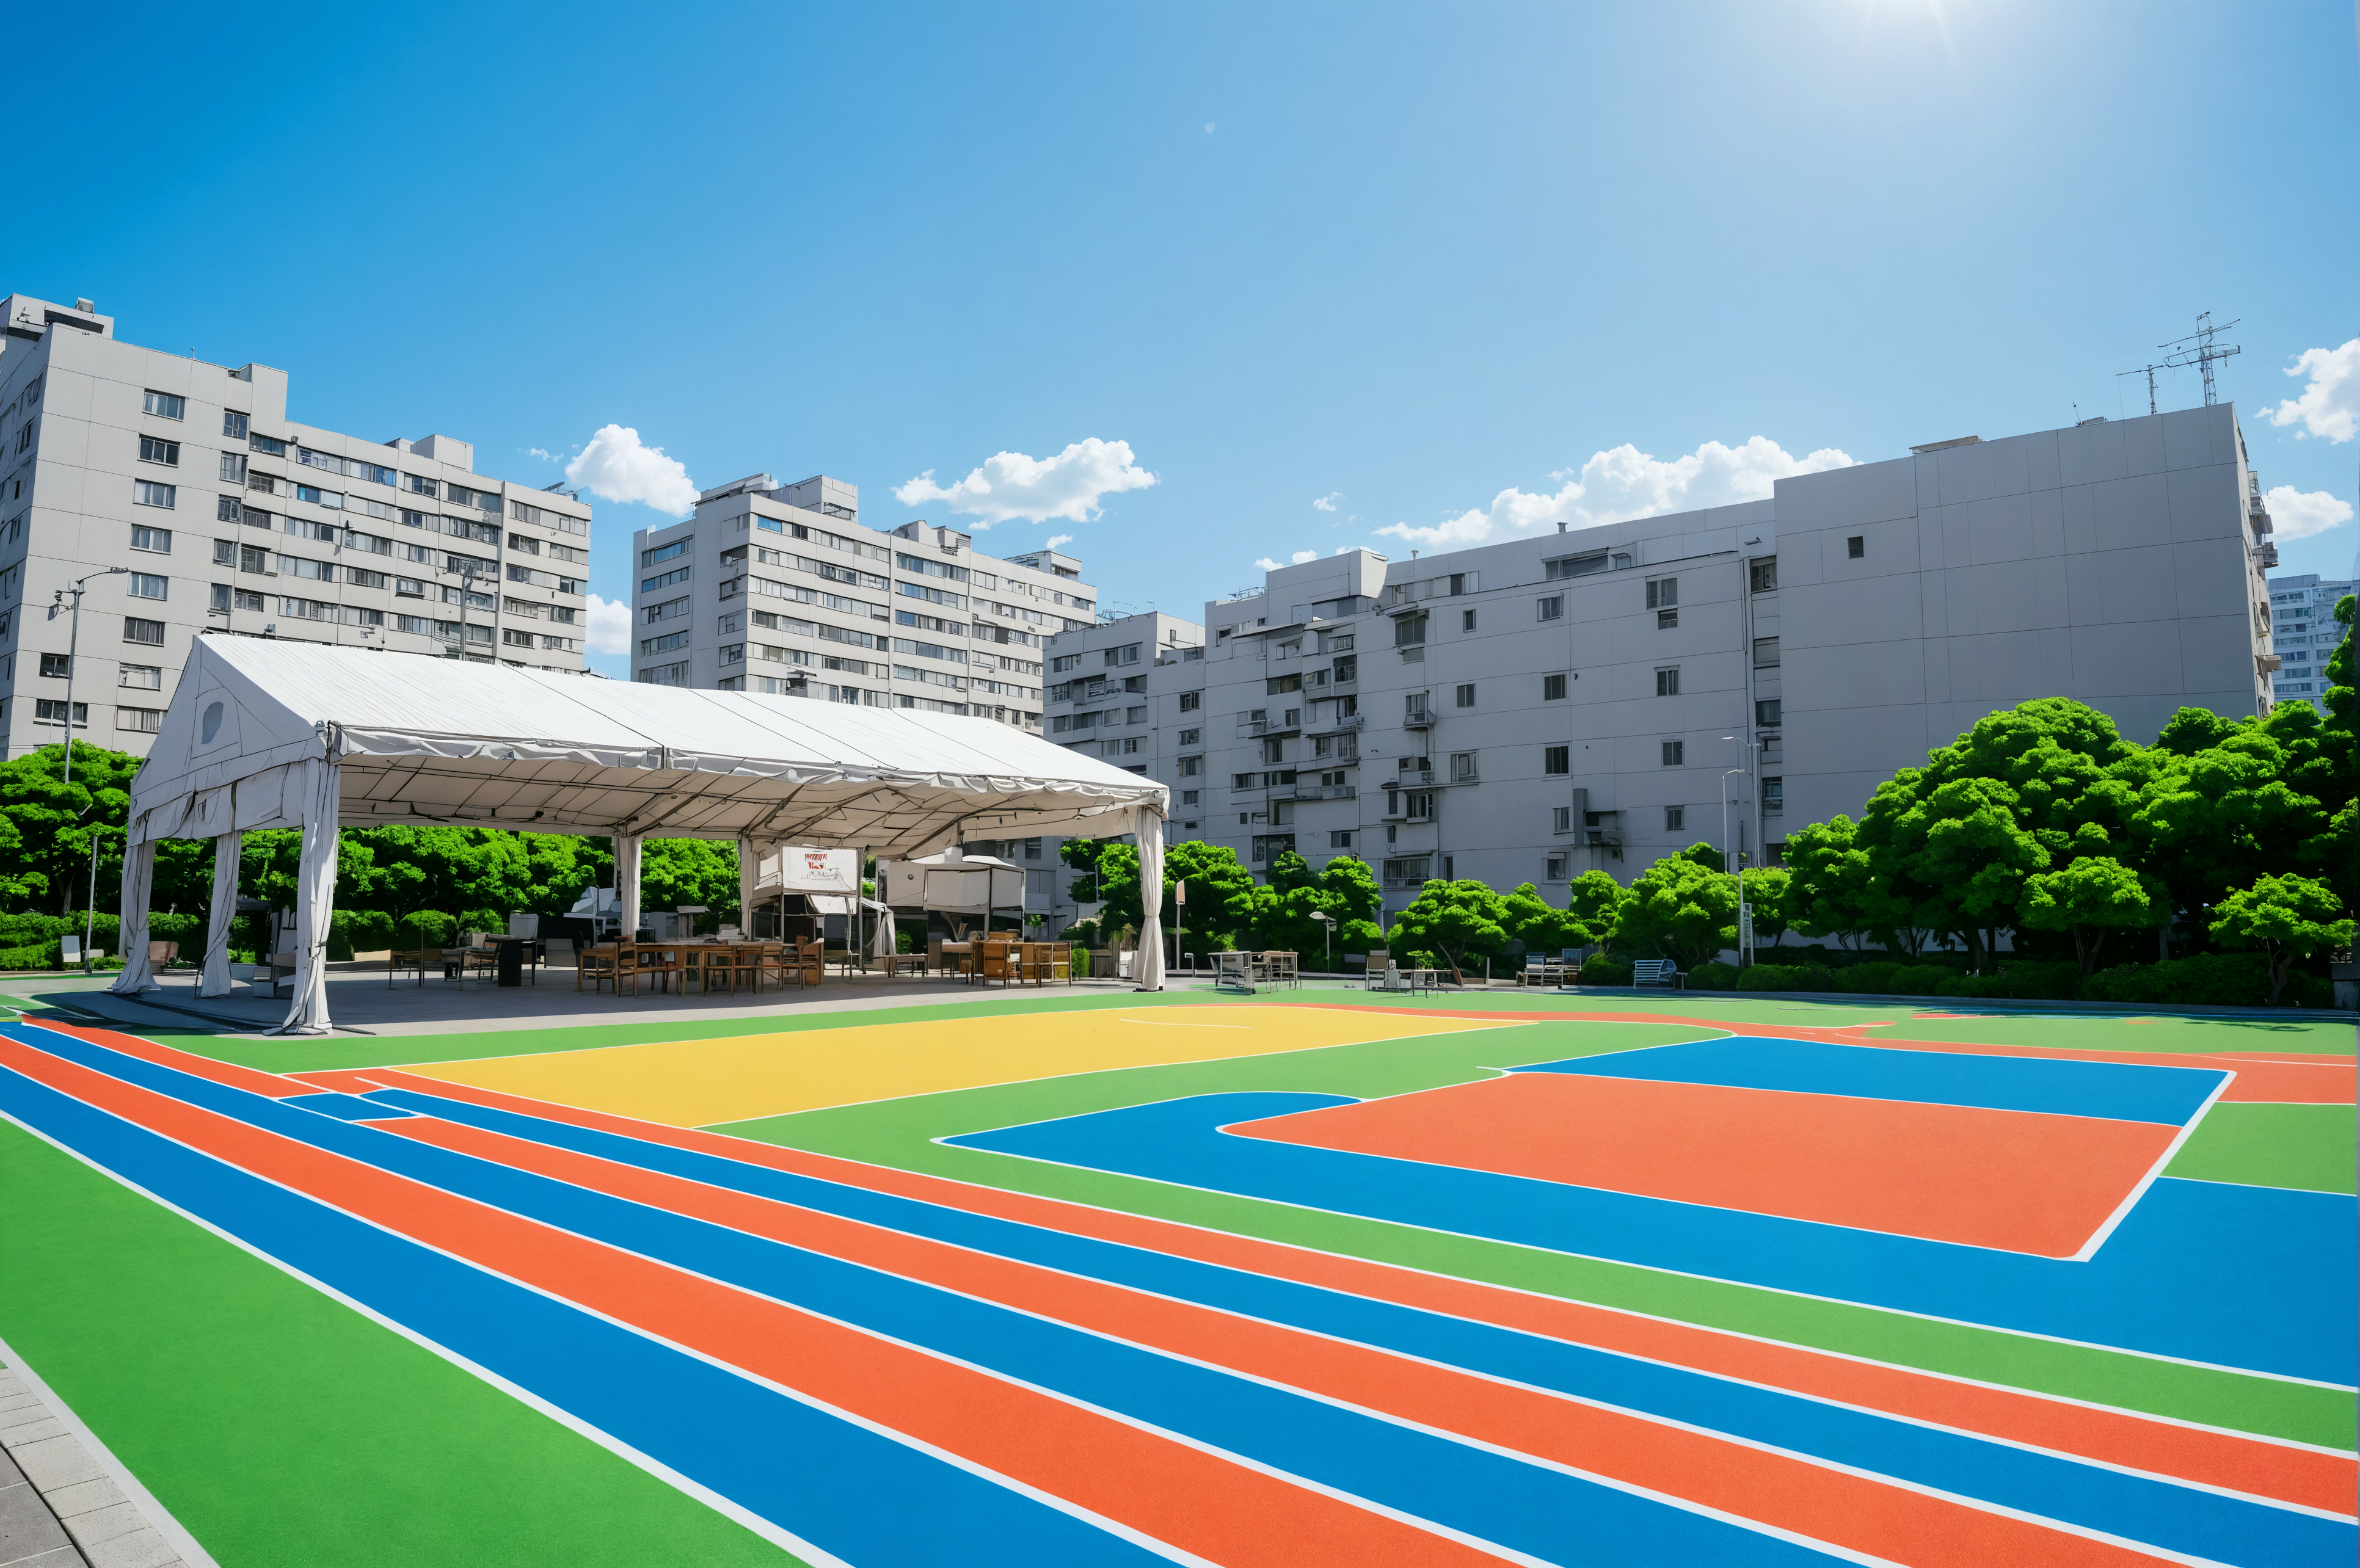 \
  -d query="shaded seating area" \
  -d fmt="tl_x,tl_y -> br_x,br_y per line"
106,635 -> 1171,1033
